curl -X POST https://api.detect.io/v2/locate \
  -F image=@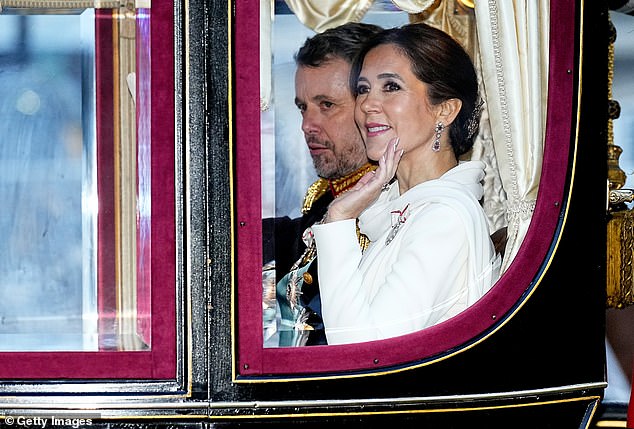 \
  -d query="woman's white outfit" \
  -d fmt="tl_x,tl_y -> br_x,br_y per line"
311,161 -> 501,345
